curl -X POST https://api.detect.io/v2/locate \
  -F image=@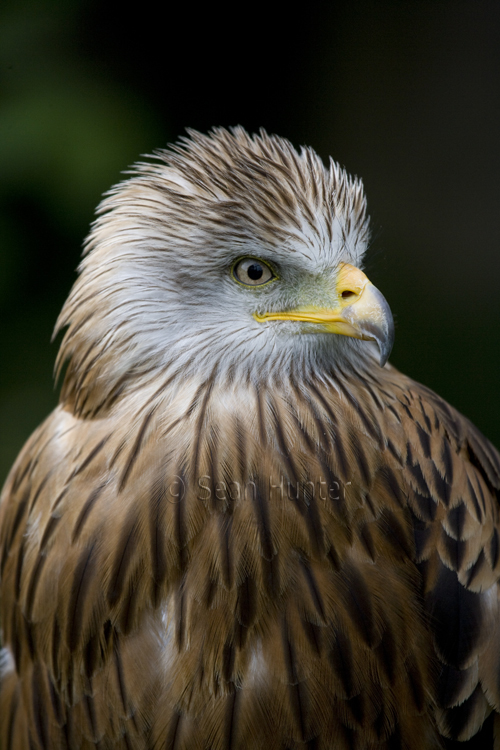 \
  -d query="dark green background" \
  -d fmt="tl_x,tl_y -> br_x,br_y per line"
1,0 -> 499,486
